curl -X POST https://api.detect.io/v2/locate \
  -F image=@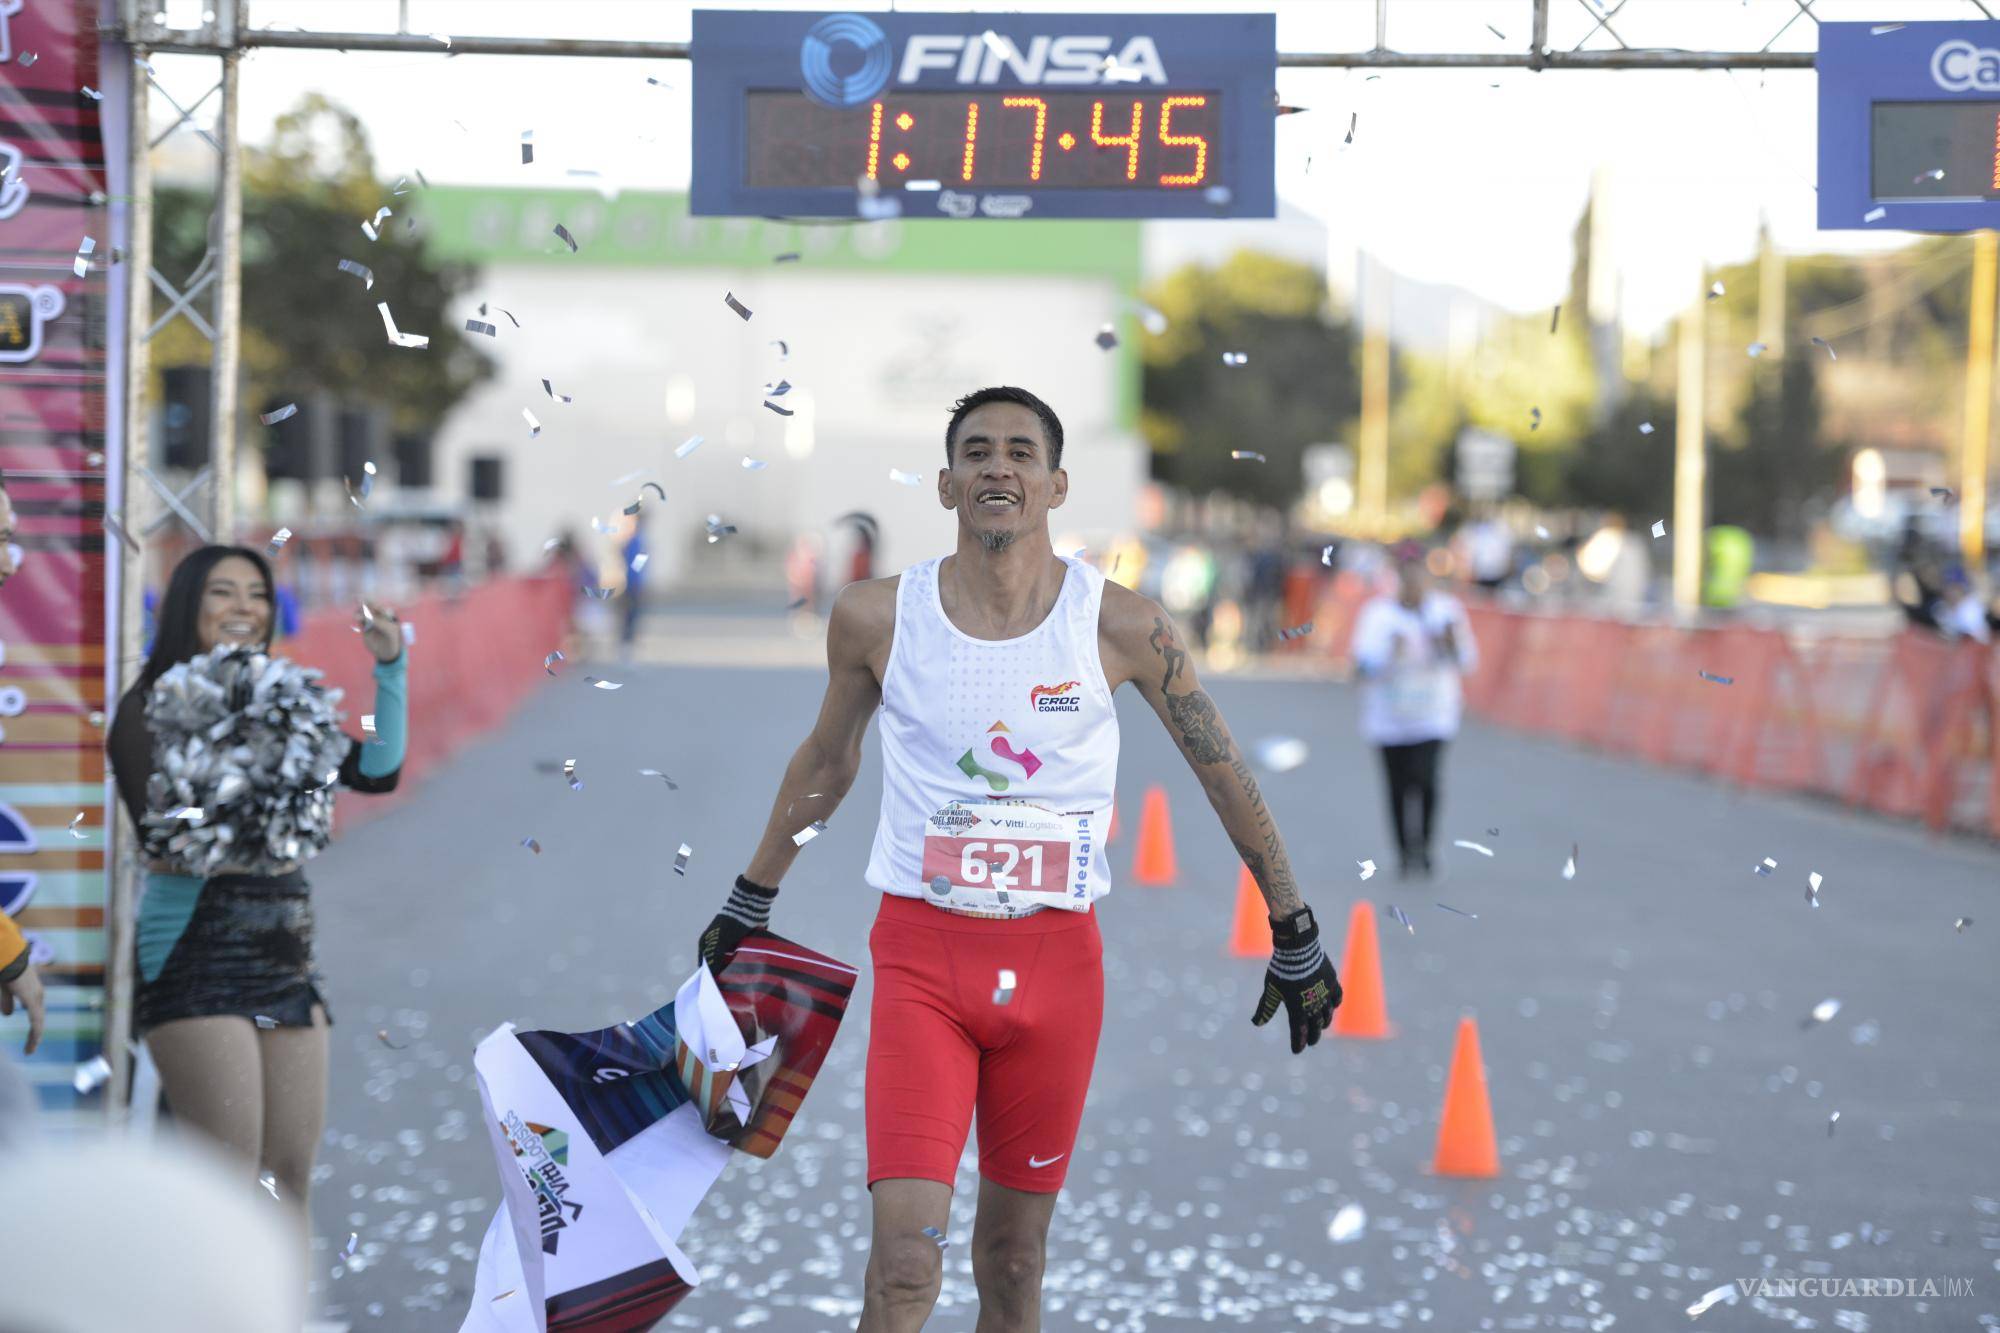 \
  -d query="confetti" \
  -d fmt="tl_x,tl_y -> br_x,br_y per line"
1811,335 -> 1836,359
72,236 -> 95,276
1278,621 -> 1314,641
337,258 -> 374,289
1562,843 -> 1578,880
1806,870 -> 1822,907
1914,167 -> 1945,184
522,408 -> 542,438
922,1226 -> 950,1250
991,967 -> 1017,1005
791,821 -> 828,847
742,457 -> 770,470
1485,23 -> 1507,39
765,379 -> 793,397
705,514 -> 737,542
1864,206 -> 1886,223
1343,111 -> 1357,145
1804,997 -> 1842,1027
1320,545 -> 1334,567
1954,916 -> 1972,932
1827,1110 -> 1840,1137
520,129 -> 535,165
1549,304 -> 1560,335
1686,1283 -> 1736,1319
1707,281 -> 1724,300
1357,860 -> 1376,881
675,435 -> 705,460
1638,421 -> 1654,434
770,339 -> 790,359
773,251 -> 801,263
1328,1202 -> 1367,1243
80,86 -> 102,101
1388,903 -> 1413,934
1651,520 -> 1666,539
16,52 -> 35,66
564,758 -> 581,791
762,401 -> 794,417
587,678 -> 623,690
376,302 -> 429,349
344,460 -> 377,509
724,292 -> 753,321
553,223 -> 578,253
541,378 -> 573,403
254,1015 -> 279,1030
72,1056 -> 112,1094
1435,902 -> 1479,919
639,769 -> 680,789
1755,856 -> 1776,876
1930,487 -> 1955,501
888,468 -> 924,486
1220,352 -> 1248,366
1094,325 -> 1118,351
361,714 -> 378,743
361,206 -> 392,242
1231,450 -> 1267,463
342,1232 -> 359,1259
673,843 -> 693,876
1529,406 -> 1541,431
259,1173 -> 280,1201
1252,736 -> 1309,772
543,650 -> 564,676
1697,671 -> 1733,685
1452,839 -> 1494,857
465,319 -> 498,337
1535,524 -> 1550,539
1746,342 -> 1767,358
259,403 -> 298,425
521,837 -> 541,855
67,812 -> 86,838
